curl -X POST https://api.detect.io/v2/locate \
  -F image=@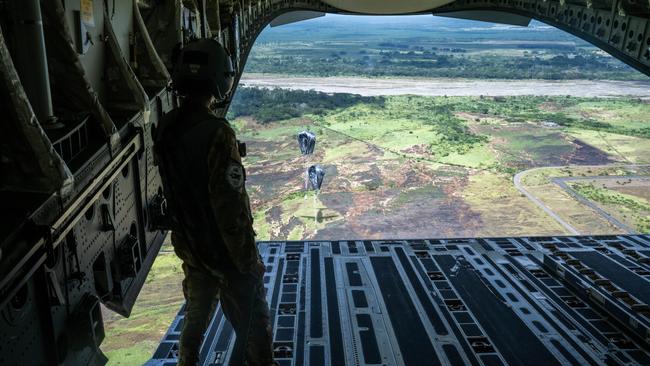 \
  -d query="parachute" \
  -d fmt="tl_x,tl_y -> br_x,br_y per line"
307,165 -> 325,191
298,131 -> 324,192
297,131 -> 316,155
